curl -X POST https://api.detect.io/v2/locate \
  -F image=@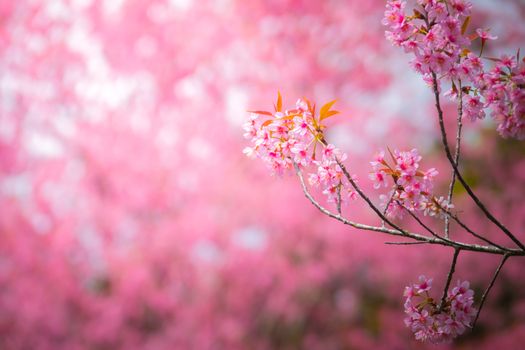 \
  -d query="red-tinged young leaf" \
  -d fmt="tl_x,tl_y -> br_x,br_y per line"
280,114 -> 300,120
320,110 -> 340,121
460,48 -> 470,57
320,100 -> 337,119
248,110 -> 273,116
461,16 -> 470,35
276,91 -> 282,112
261,119 -> 273,127
468,33 -> 478,41
461,86 -> 471,94
413,9 -> 424,19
